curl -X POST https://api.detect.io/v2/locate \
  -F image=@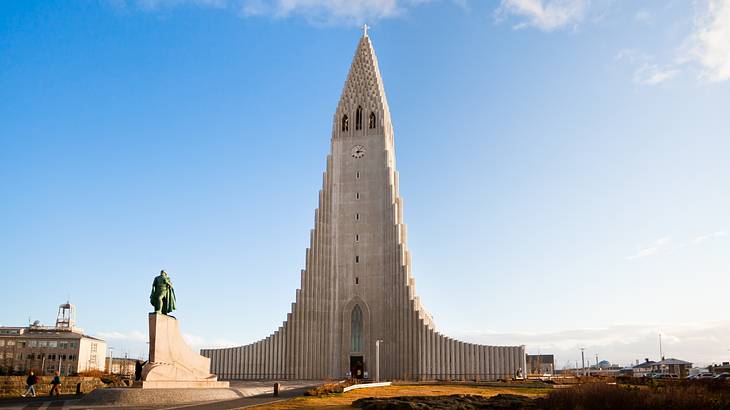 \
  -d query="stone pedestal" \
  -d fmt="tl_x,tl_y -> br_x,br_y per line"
140,313 -> 229,389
